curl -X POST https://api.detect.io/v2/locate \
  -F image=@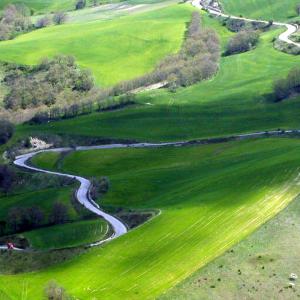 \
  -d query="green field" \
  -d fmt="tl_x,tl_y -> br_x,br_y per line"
0,4 -> 192,86
24,219 -> 110,250
220,0 -> 300,21
1,138 -> 300,299
0,0 -> 107,14
16,23 -> 300,142
162,186 -> 300,299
